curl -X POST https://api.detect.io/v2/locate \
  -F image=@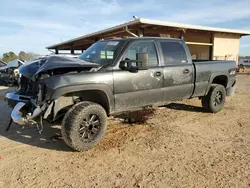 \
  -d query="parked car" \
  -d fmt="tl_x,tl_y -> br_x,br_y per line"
5,37 -> 237,151
0,59 -> 25,85
239,59 -> 250,67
